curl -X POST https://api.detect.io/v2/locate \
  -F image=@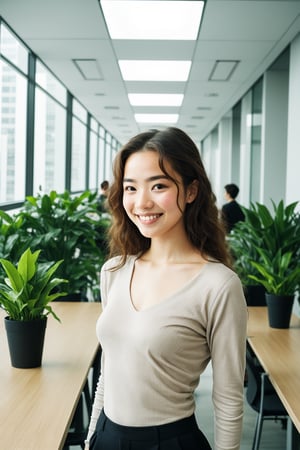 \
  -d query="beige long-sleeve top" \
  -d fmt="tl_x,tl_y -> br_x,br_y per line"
87,255 -> 247,450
